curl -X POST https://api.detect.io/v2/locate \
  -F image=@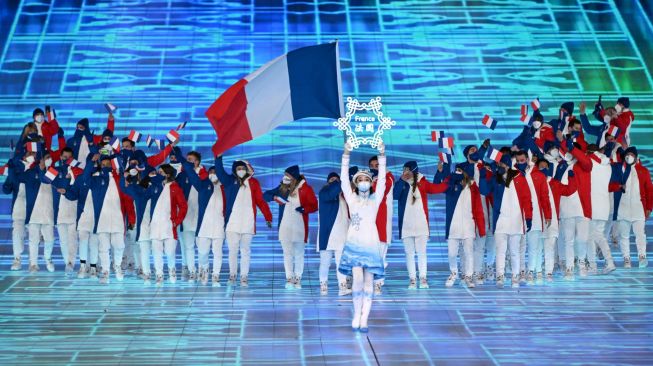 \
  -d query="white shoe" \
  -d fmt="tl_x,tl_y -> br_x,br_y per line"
639,255 -> 648,268
155,275 -> 164,287
374,282 -> 382,295
603,263 -> 616,274
46,260 -> 55,273
188,271 -> 196,283
169,268 -> 177,284
464,276 -> 475,288
545,273 -> 553,283
227,274 -> 236,286
77,263 -> 88,279
579,264 -> 588,277
473,273 -> 484,286
114,265 -> 124,281
11,257 -> 21,271
519,271 -> 526,284
240,276 -> 249,288
536,272 -> 544,284
65,262 -> 74,275
143,274 -> 151,285
181,265 -> 189,280
338,283 -> 352,296
511,275 -> 520,288
29,264 -> 39,273
99,271 -> 109,284
293,277 -> 301,289
408,277 -> 418,289
212,273 -> 221,287
564,268 -> 574,281
320,281 -> 328,295
419,277 -> 429,289
526,271 -> 535,285
496,275 -> 504,289
285,278 -> 294,290
89,266 -> 98,279
445,273 -> 457,288
624,257 -> 632,268
199,269 -> 208,285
